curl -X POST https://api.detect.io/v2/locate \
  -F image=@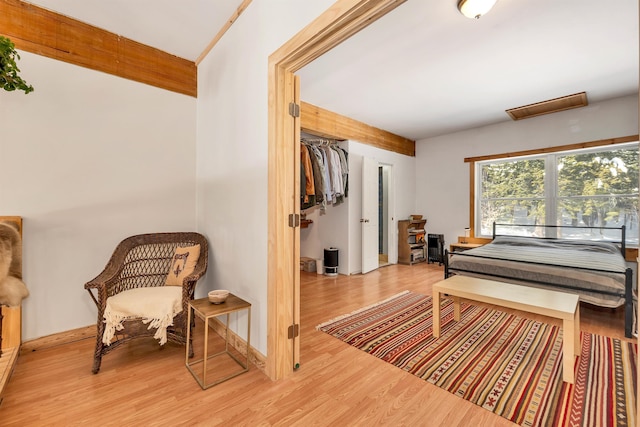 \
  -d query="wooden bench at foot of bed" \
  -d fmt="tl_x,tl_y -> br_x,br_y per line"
432,275 -> 580,384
